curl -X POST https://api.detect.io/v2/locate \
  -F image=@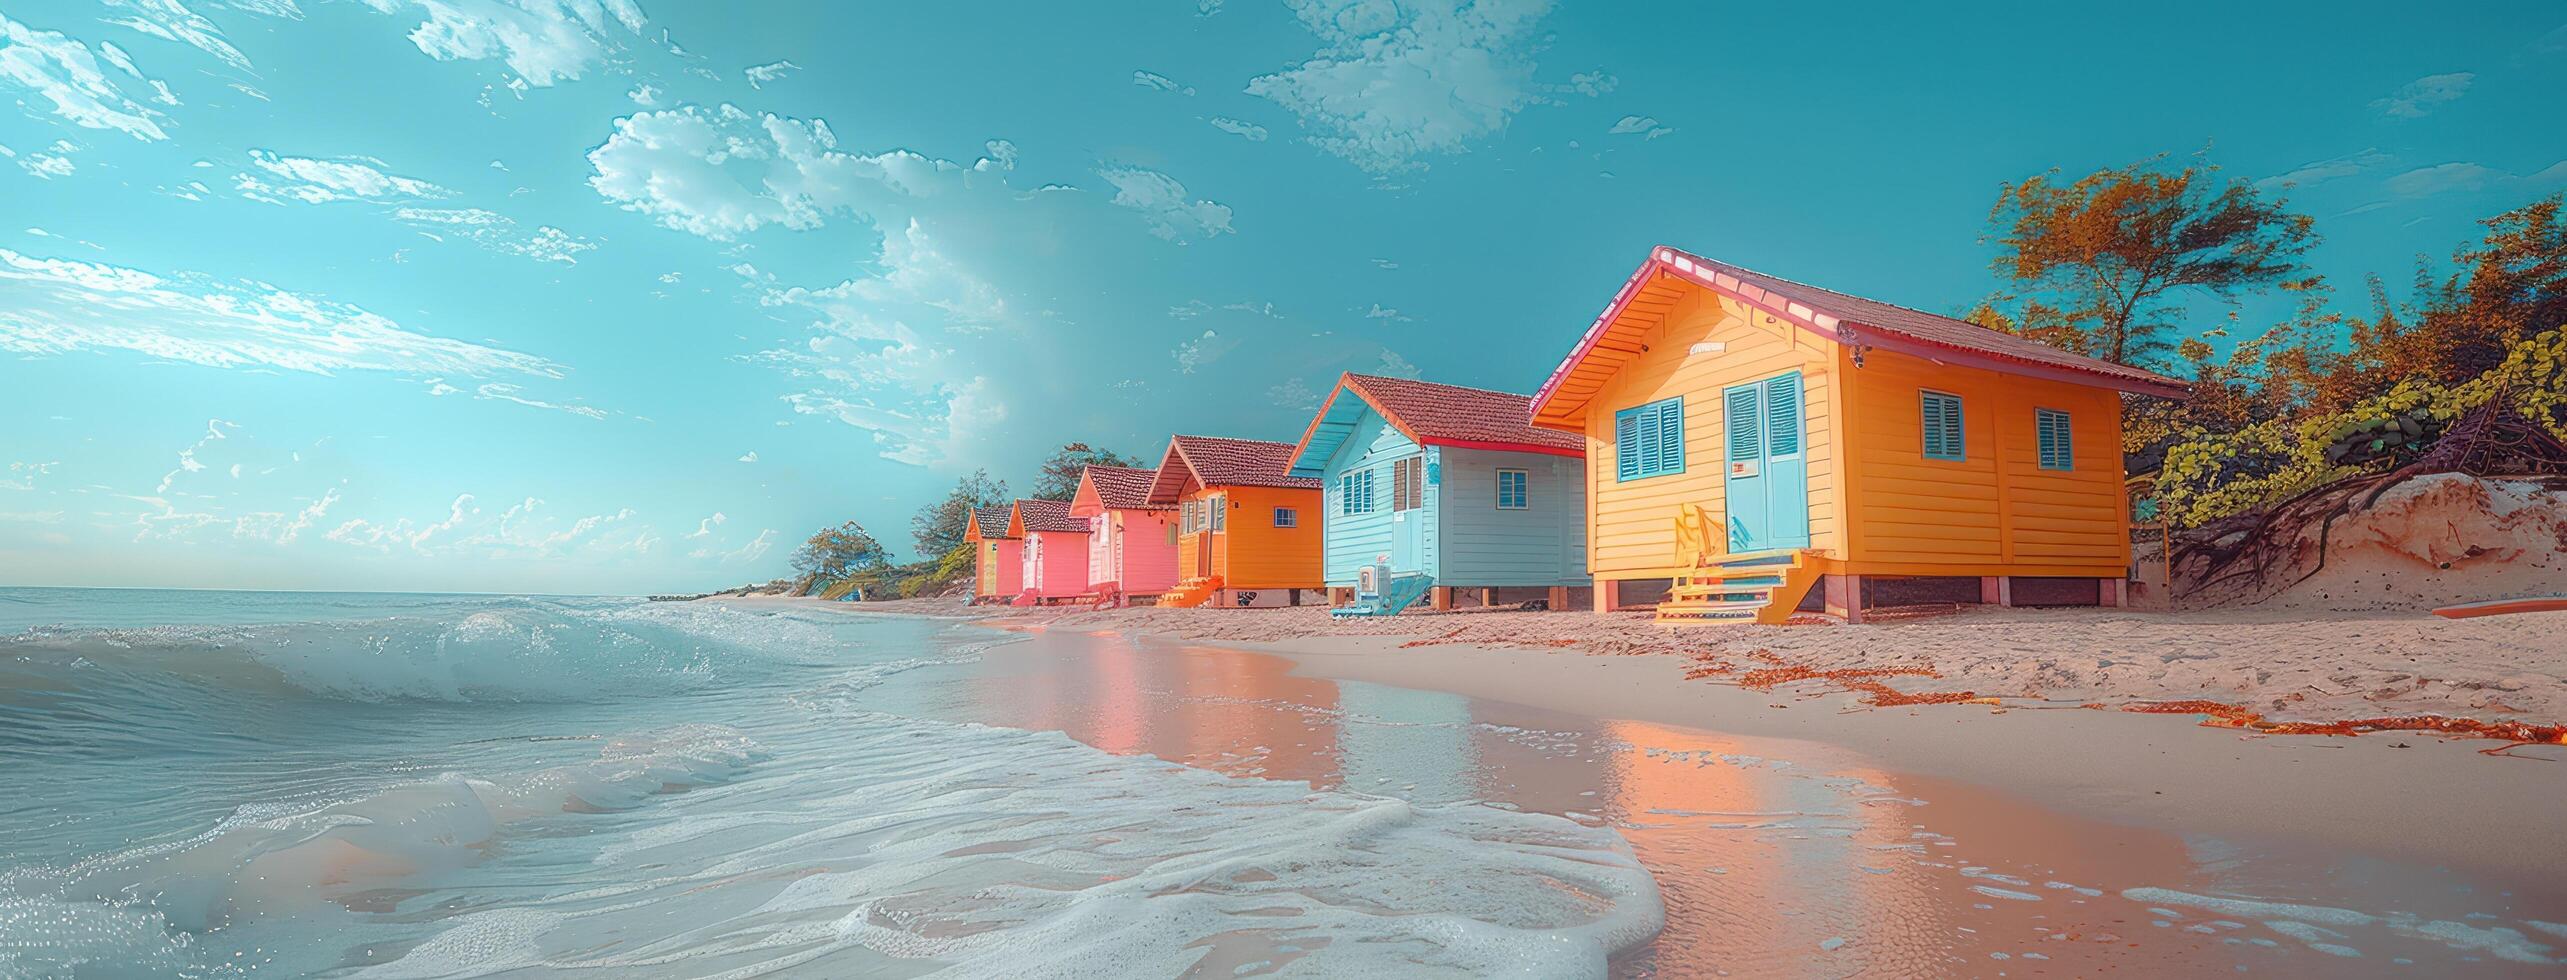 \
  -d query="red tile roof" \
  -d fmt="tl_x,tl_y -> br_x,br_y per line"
1081,464 -> 1168,511
1009,497 -> 1086,534
1339,374 -> 1584,456
966,506 -> 1014,541
1148,435 -> 1322,502
1531,247 -> 2189,426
